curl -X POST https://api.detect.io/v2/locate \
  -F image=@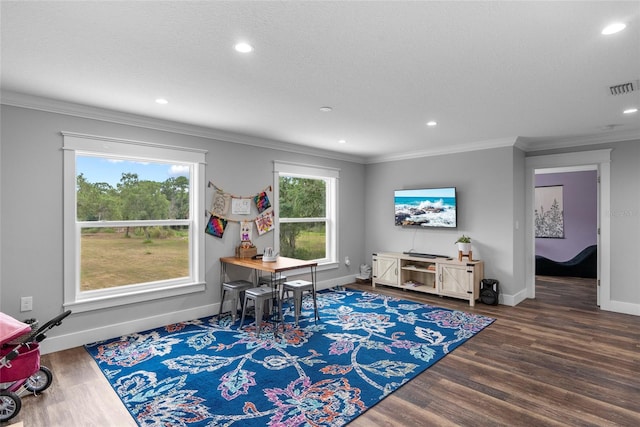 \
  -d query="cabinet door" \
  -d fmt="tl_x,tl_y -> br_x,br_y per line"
439,264 -> 474,299
373,256 -> 399,286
